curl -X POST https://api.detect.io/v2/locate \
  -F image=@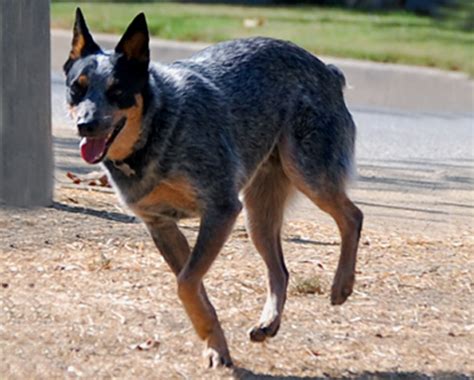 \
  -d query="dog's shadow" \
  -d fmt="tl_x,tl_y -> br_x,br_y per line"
234,367 -> 323,380
232,367 -> 470,380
